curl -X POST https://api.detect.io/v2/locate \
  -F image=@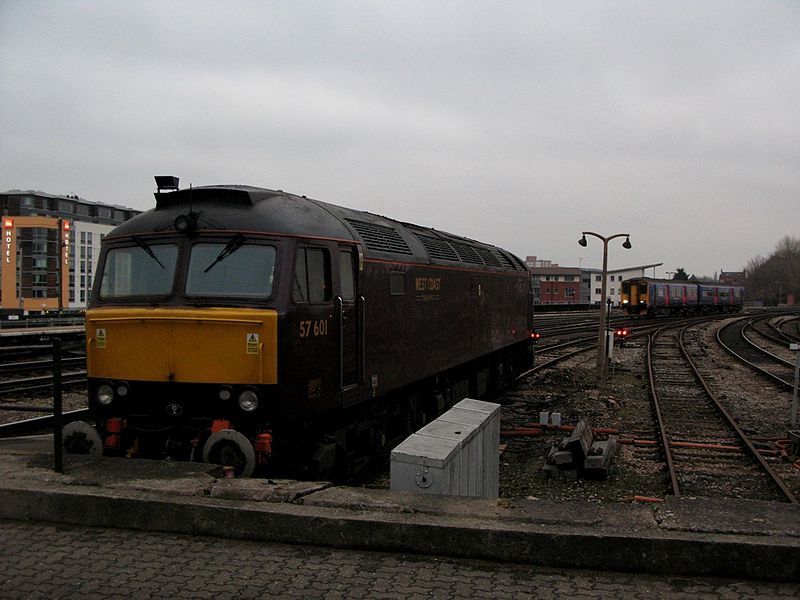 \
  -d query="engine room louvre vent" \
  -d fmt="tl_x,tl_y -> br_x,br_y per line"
345,219 -> 413,255
414,234 -> 460,262
448,240 -> 484,265
475,247 -> 502,268
497,251 -> 522,271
